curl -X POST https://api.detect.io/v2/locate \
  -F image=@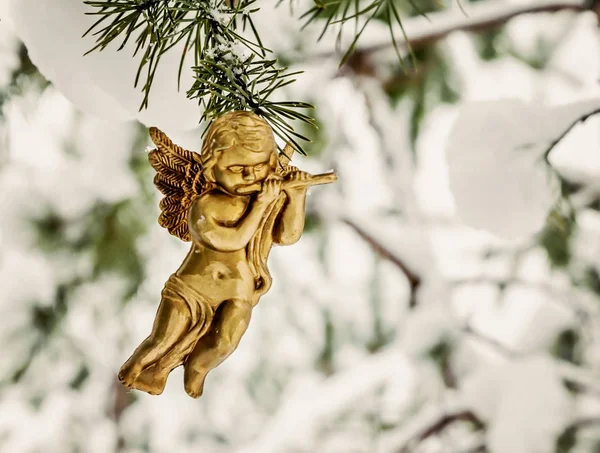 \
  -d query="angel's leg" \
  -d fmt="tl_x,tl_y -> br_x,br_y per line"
183,299 -> 252,398
118,297 -> 190,391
